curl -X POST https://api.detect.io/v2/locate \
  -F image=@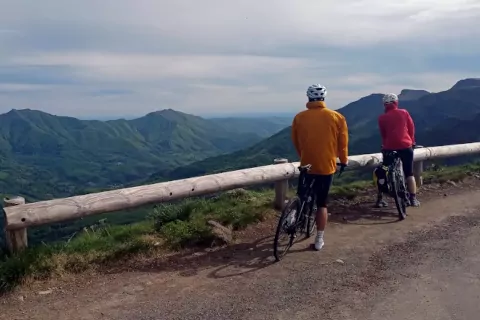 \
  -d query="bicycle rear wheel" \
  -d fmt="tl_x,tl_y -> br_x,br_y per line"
389,171 -> 407,220
273,197 -> 300,261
